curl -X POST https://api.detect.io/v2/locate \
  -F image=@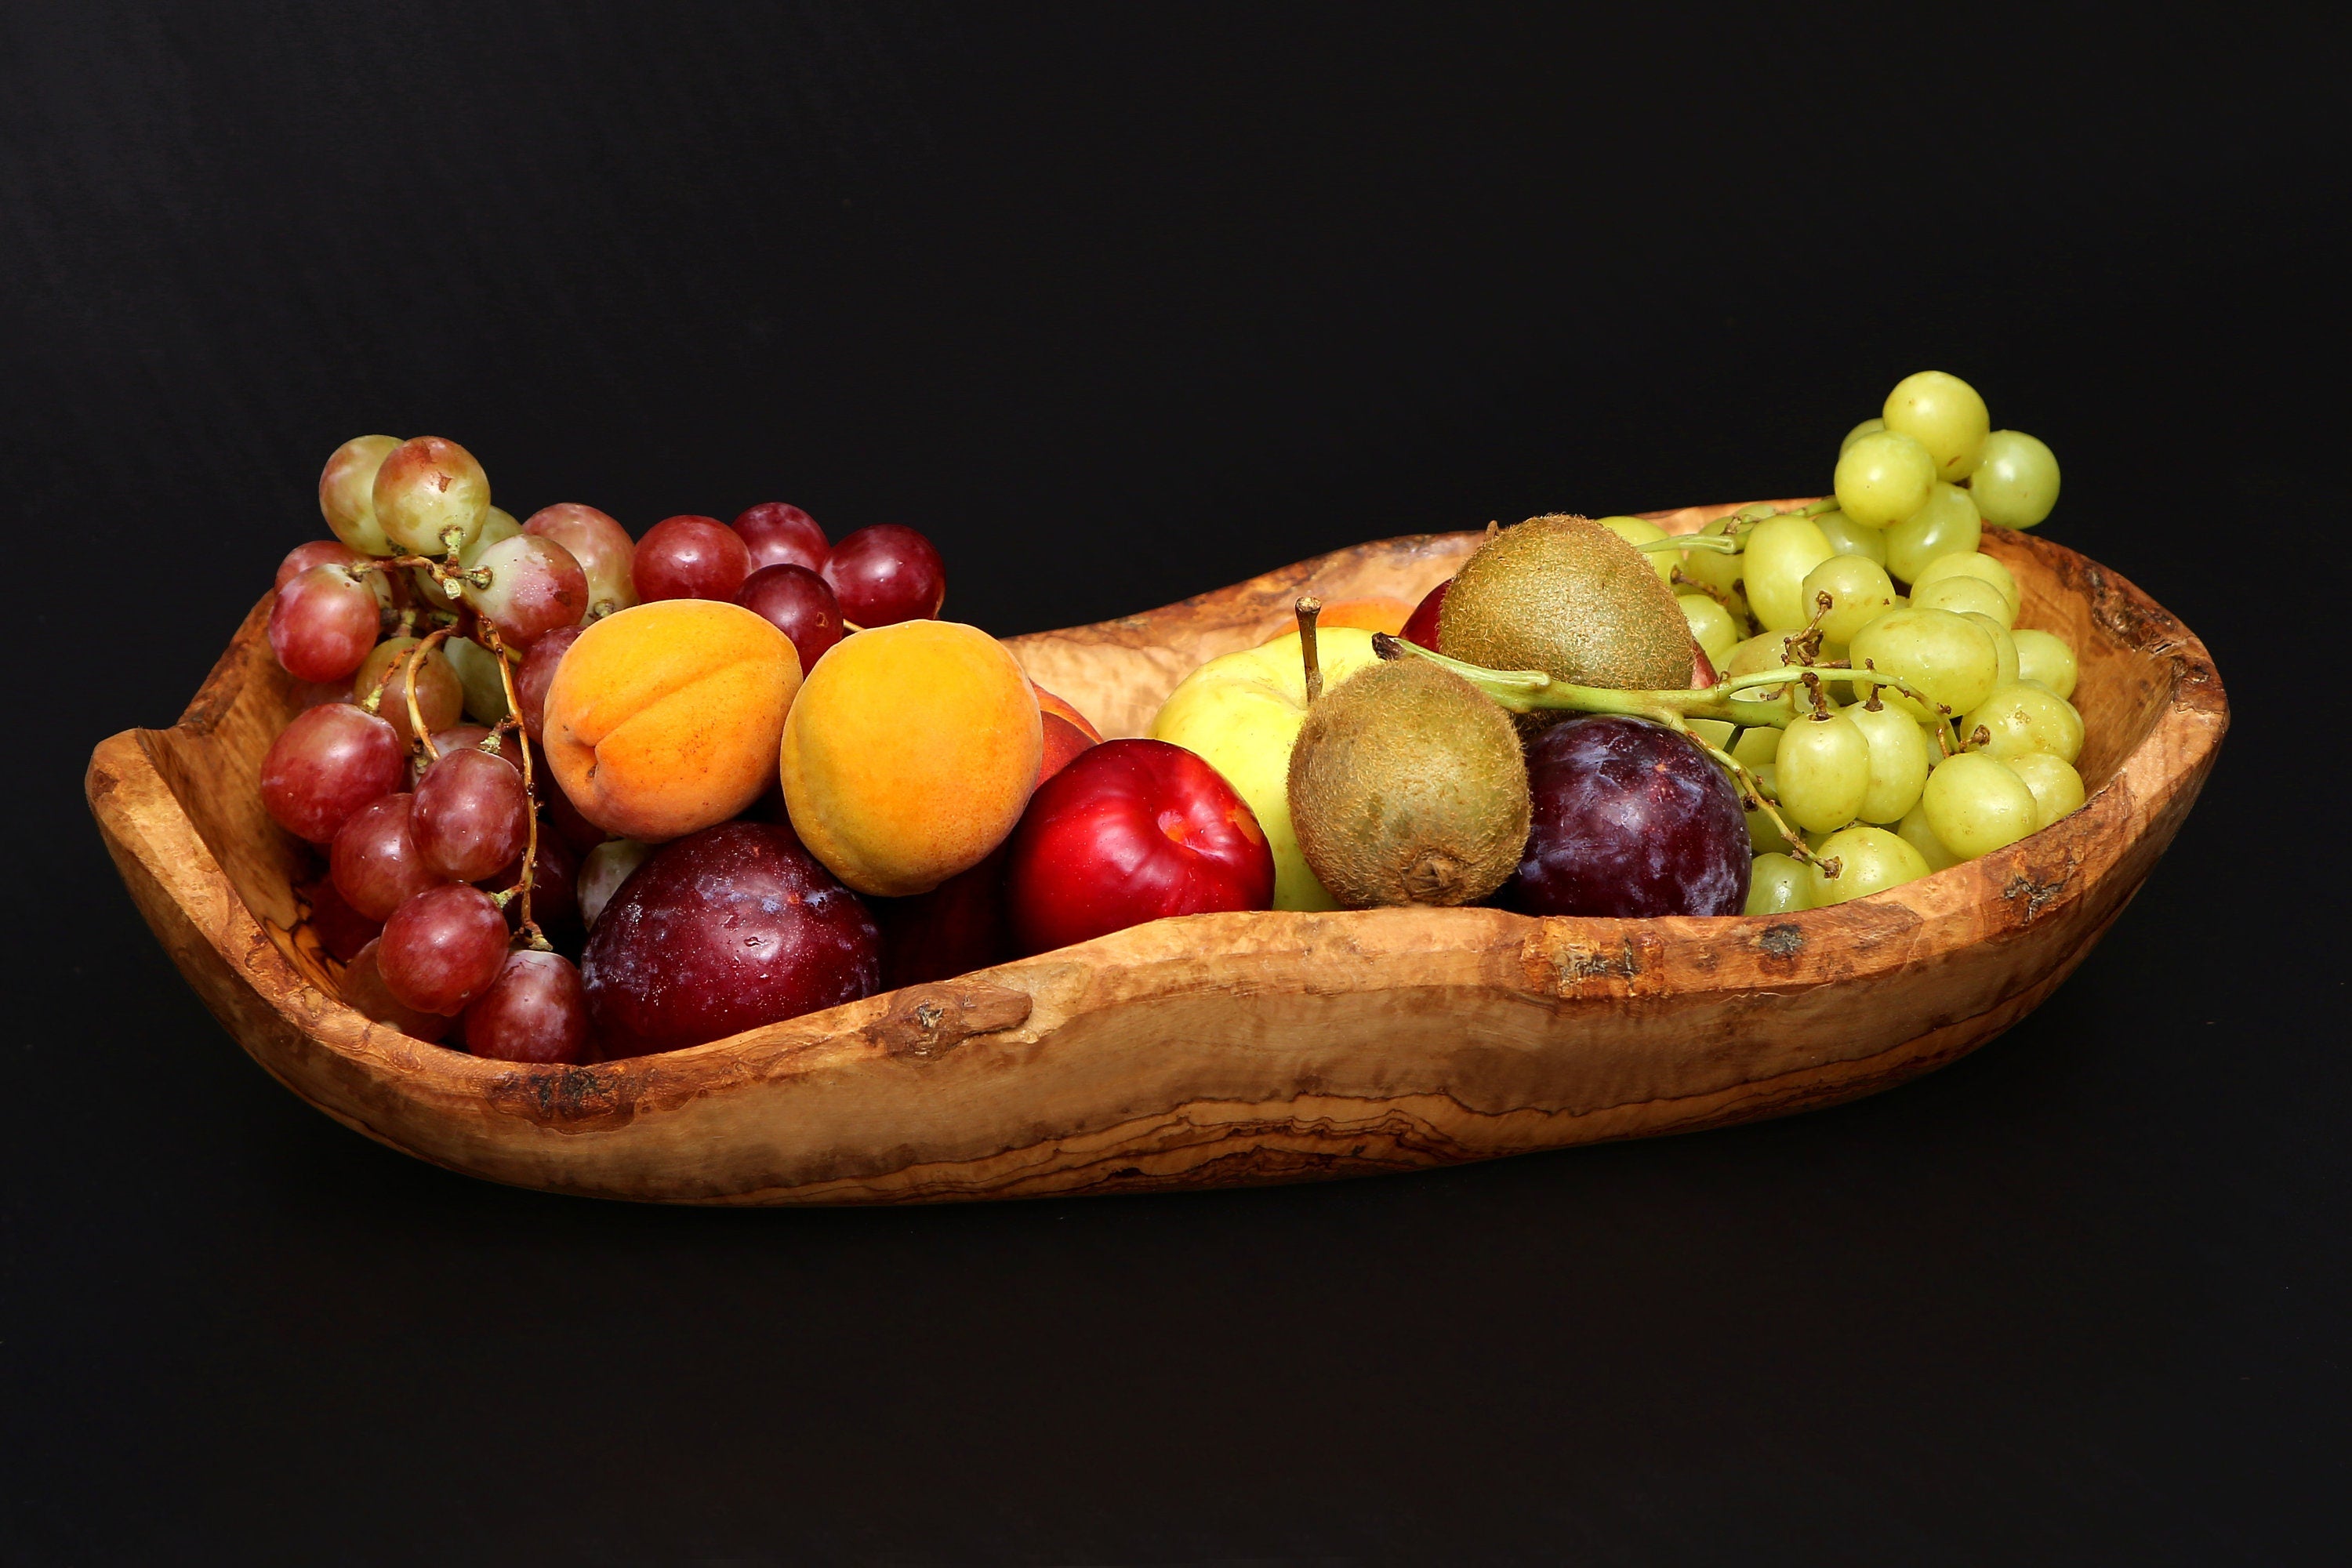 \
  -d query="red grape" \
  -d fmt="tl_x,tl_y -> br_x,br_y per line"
514,623 -> 581,742
463,533 -> 589,648
269,564 -> 382,683
407,724 -> 493,788
277,539 -> 364,590
318,435 -> 401,557
293,678 -> 356,711
820,524 -> 945,626
459,950 -> 590,1064
260,702 -> 405,844
378,884 -> 511,1015
633,514 -> 753,602
1402,578 -> 1448,652
372,435 -> 493,557
1505,716 -> 1750,917
545,771 -> 607,853
329,793 -> 452,921
298,875 -> 383,964
524,503 -> 637,620
734,564 -> 843,673
412,746 -> 530,884
340,937 -> 453,1043
582,822 -> 880,1058
733,503 -> 828,572
492,830 -> 581,936
351,637 -> 463,750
